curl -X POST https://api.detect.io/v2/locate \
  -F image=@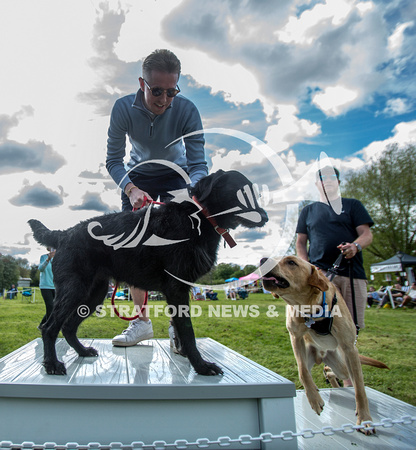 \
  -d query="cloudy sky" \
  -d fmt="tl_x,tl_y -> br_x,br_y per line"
1,0 -> 415,269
